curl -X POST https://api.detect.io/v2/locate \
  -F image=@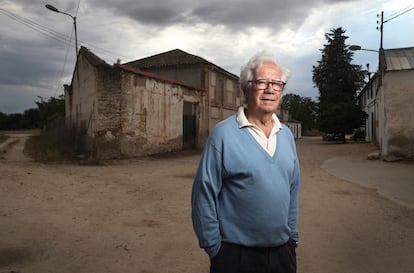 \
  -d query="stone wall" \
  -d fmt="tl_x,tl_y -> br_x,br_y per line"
92,67 -> 205,159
